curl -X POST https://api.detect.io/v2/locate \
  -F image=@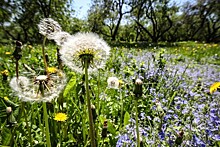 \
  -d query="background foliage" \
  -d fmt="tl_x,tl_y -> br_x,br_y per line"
1,0 -> 220,44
